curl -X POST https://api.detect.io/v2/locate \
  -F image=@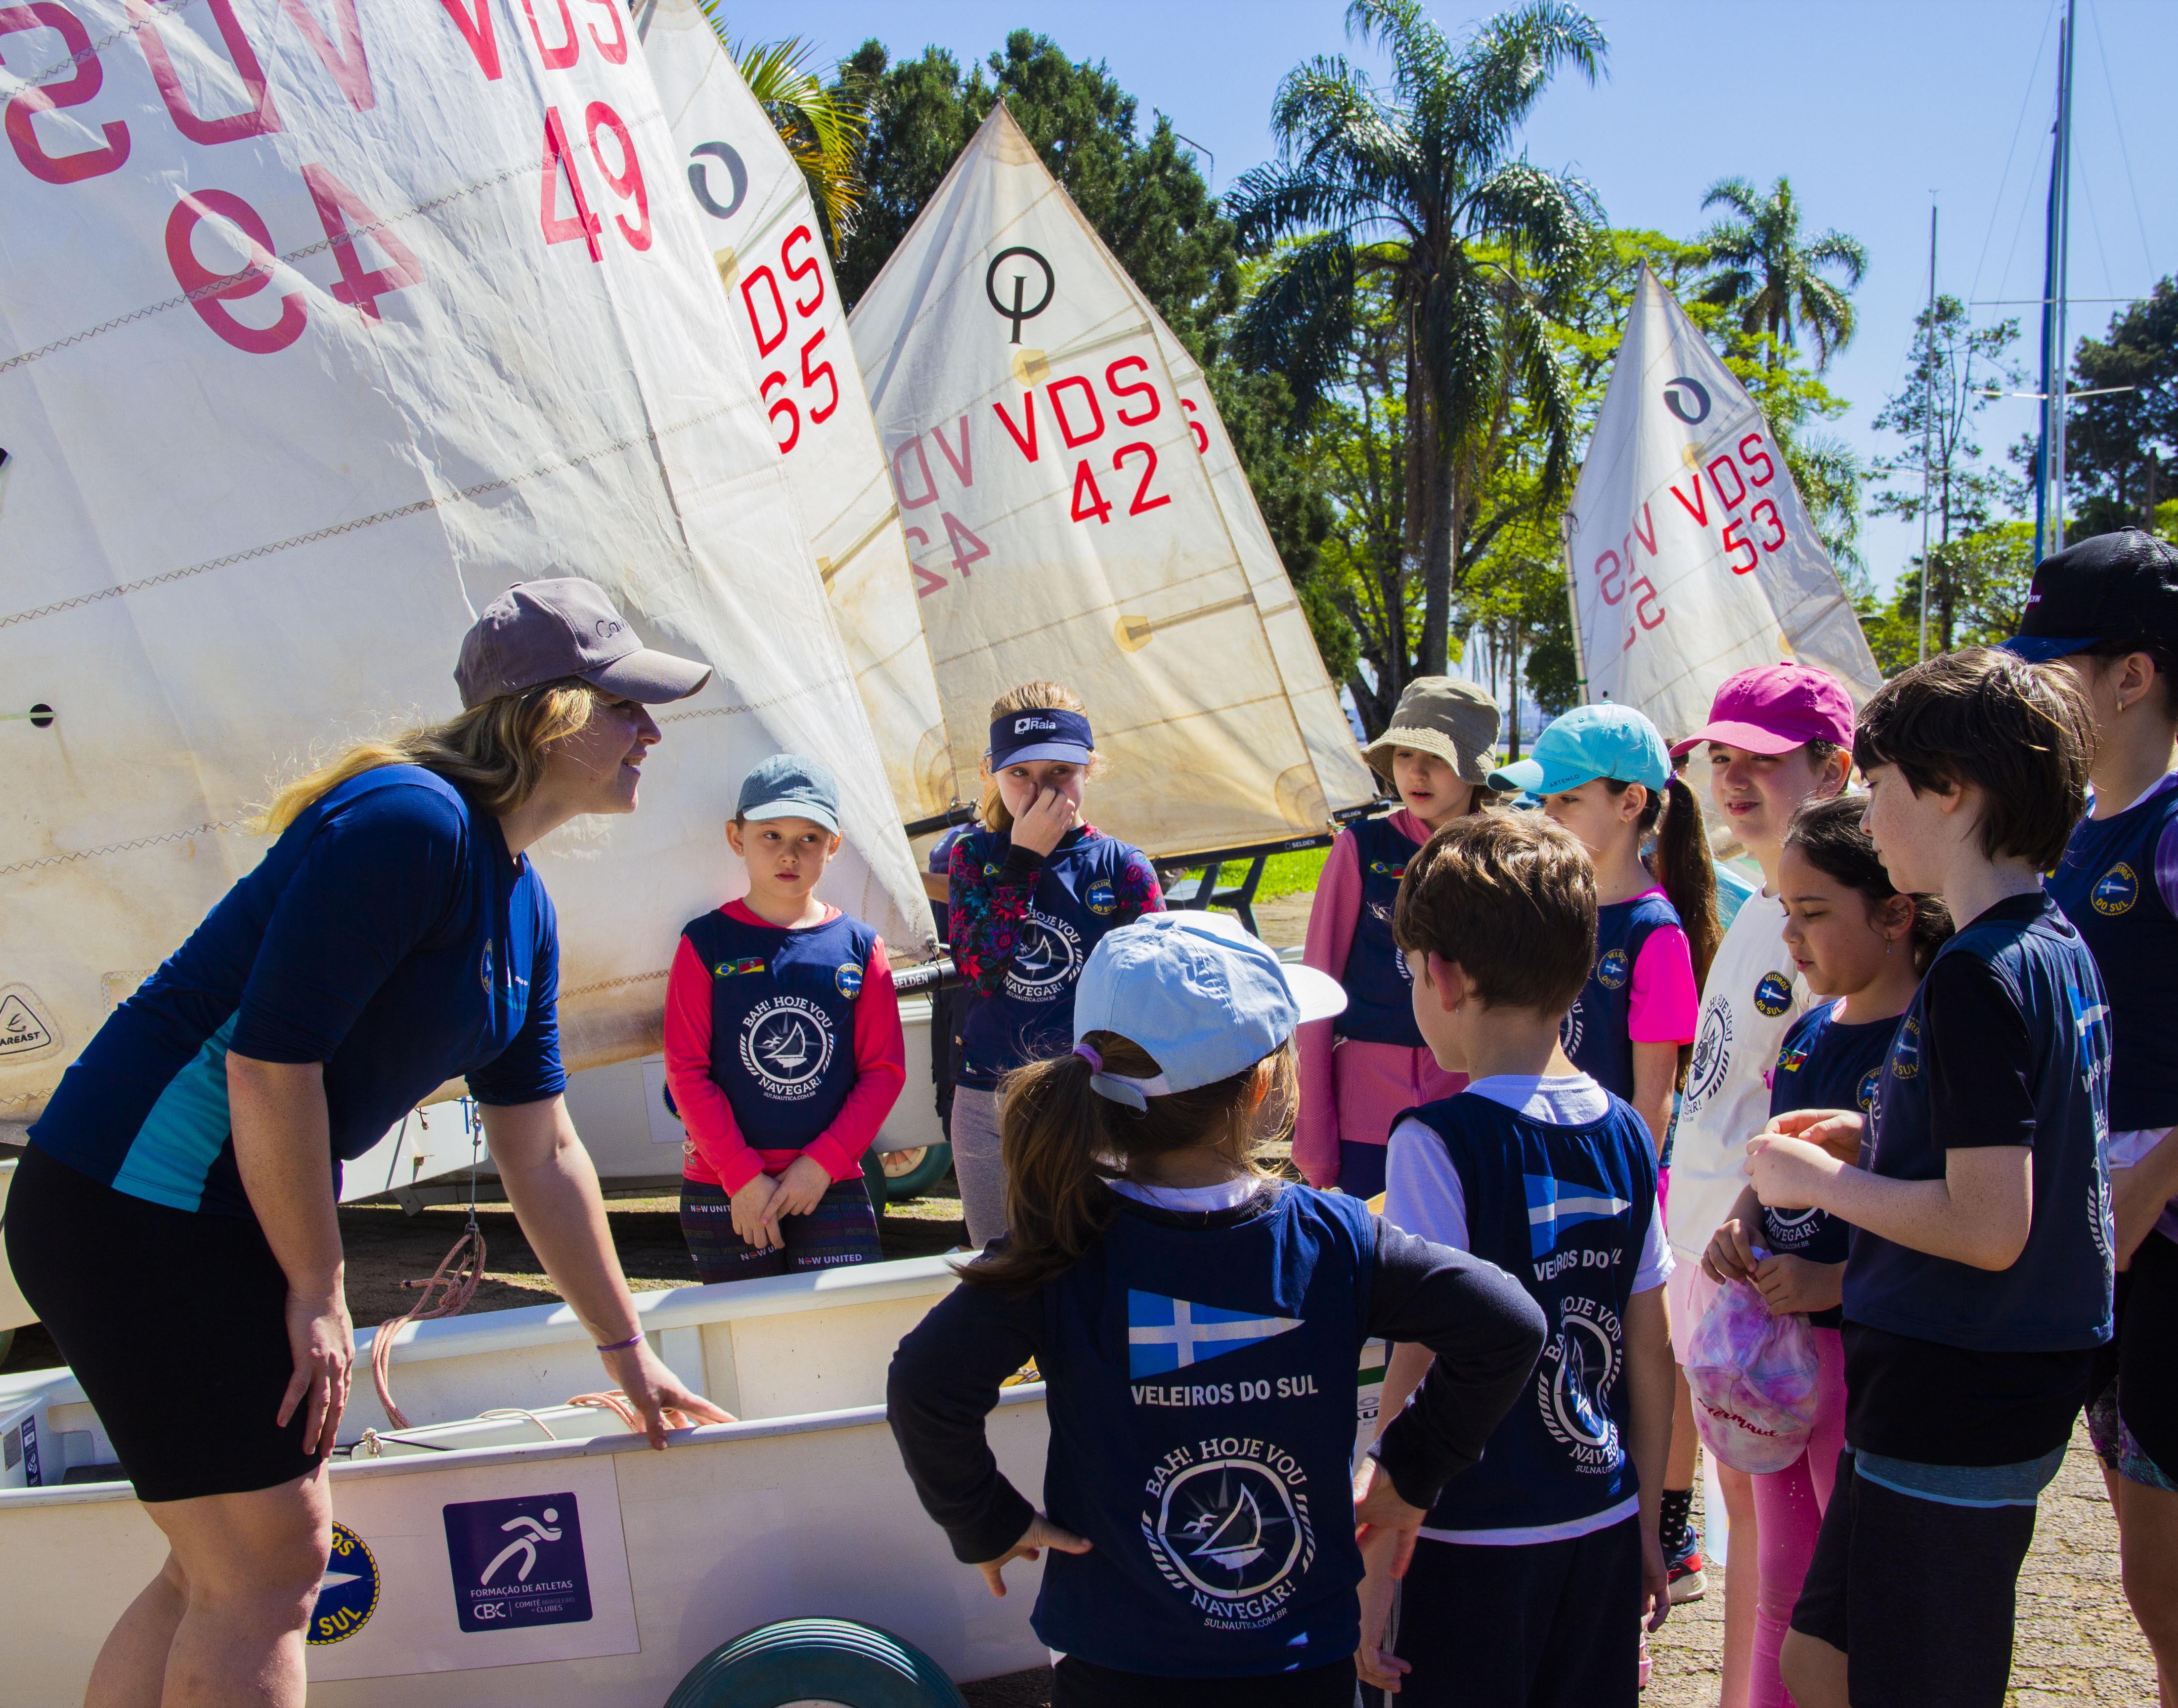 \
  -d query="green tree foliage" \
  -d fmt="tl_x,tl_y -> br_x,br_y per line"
1695,176 -> 1868,370
720,29 -> 869,244
1856,522 -> 2034,675
1867,296 -> 2025,569
1227,0 -> 1607,685
2068,278 -> 2178,540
